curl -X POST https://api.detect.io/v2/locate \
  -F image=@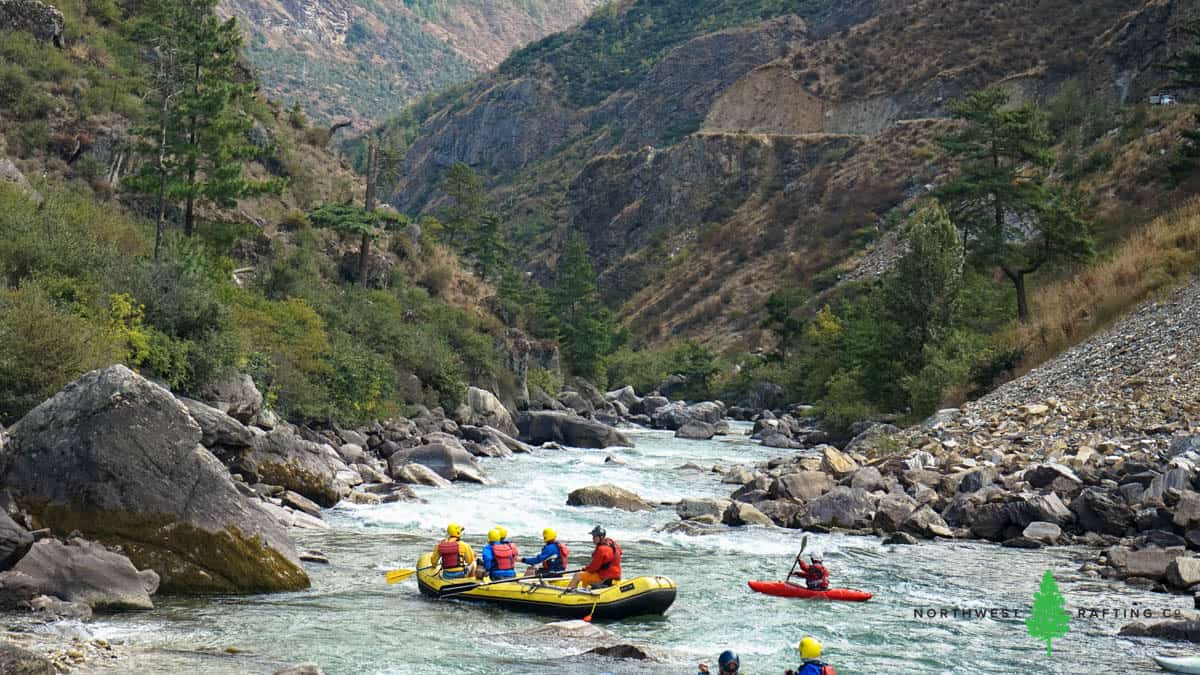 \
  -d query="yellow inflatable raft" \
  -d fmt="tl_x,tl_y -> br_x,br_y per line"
415,553 -> 676,621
